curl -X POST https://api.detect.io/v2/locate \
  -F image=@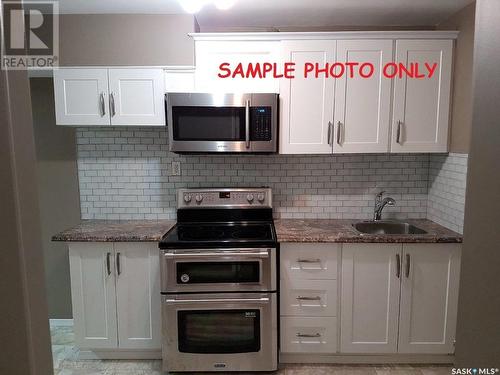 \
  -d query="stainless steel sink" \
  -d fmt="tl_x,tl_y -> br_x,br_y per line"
353,221 -> 428,235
